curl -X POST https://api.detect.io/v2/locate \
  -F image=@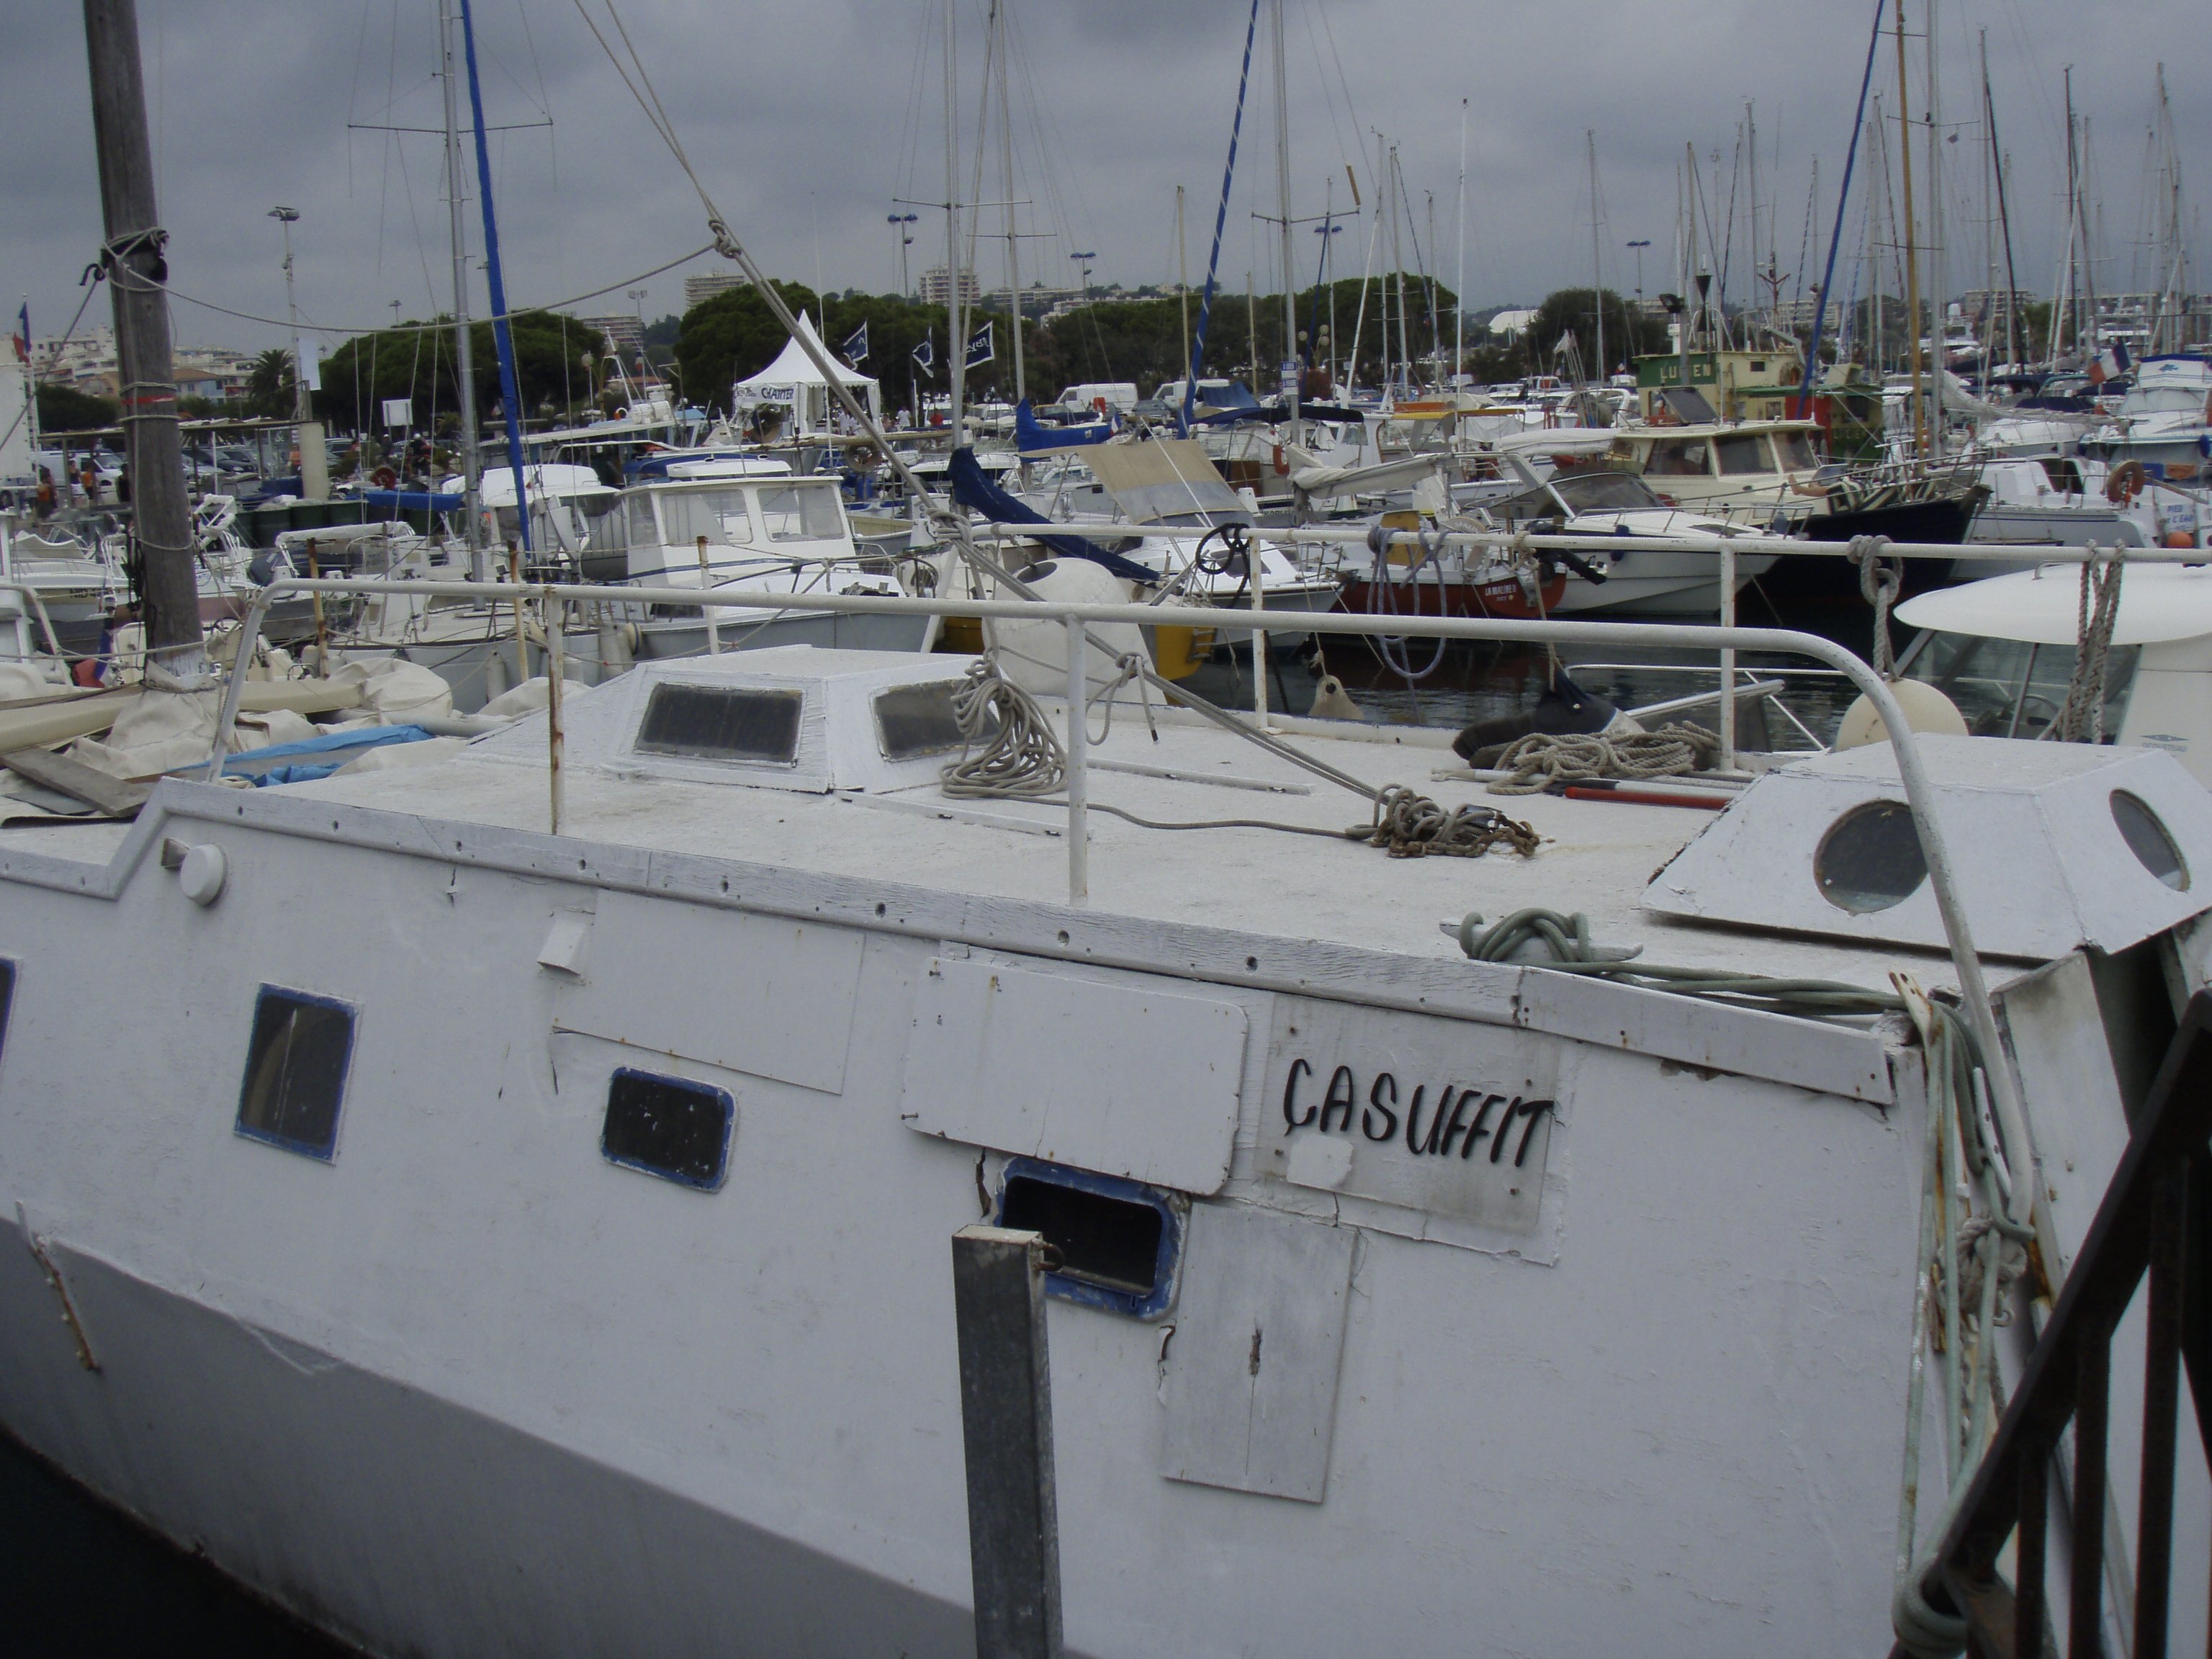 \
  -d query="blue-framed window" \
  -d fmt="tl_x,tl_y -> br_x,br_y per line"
997,1158 -> 1182,1319
601,1067 -> 733,1192
235,986 -> 356,1161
